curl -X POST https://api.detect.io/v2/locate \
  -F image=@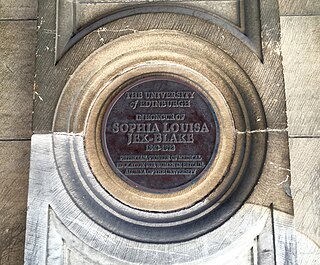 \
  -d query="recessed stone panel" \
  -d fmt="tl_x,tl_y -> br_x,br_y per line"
25,0 -> 294,264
